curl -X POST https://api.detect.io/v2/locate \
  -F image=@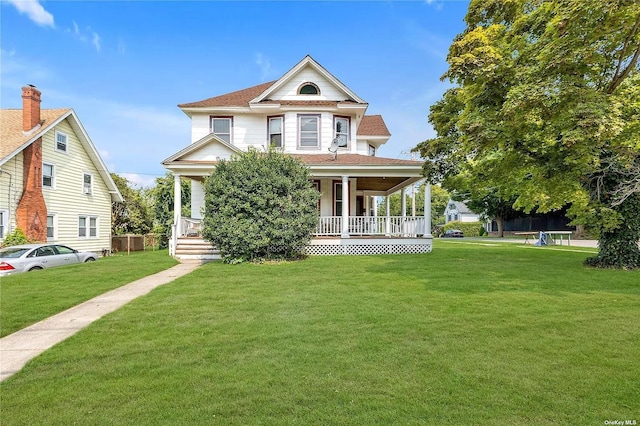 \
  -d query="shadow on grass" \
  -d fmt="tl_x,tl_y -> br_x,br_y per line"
364,243 -> 640,296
